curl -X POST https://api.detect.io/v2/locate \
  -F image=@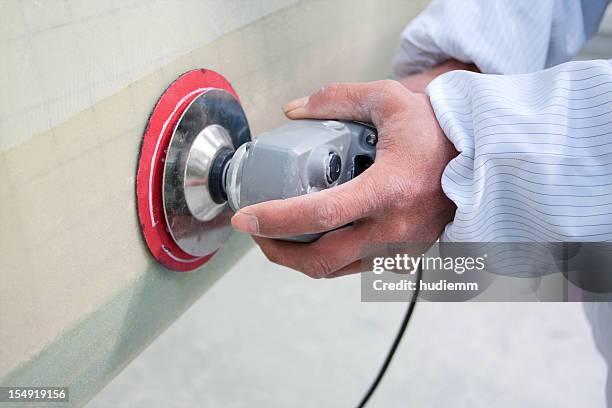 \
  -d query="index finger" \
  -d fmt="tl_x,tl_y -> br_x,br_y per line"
231,170 -> 381,238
